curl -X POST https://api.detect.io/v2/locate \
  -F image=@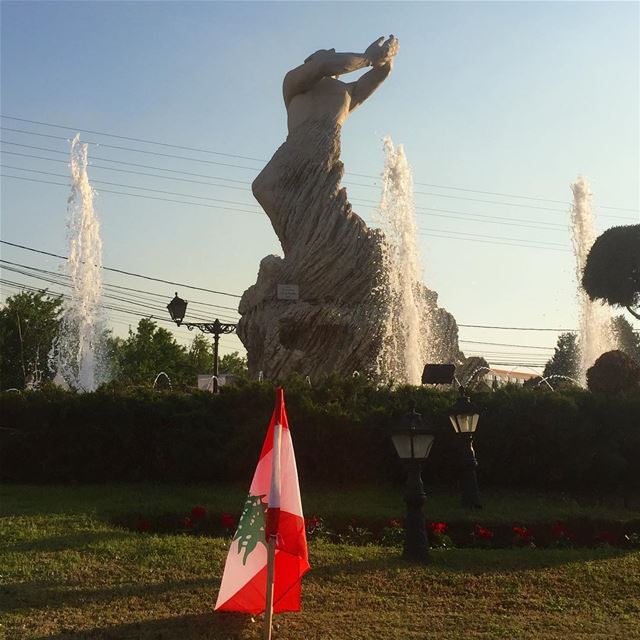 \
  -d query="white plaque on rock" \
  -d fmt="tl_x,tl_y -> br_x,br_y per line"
277,284 -> 299,300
